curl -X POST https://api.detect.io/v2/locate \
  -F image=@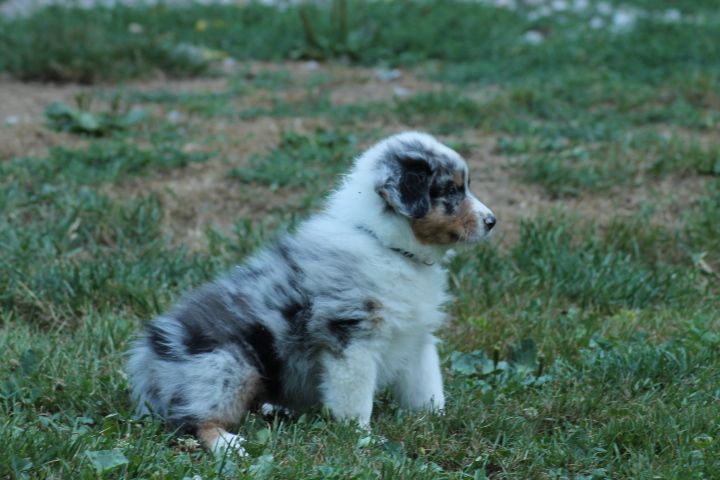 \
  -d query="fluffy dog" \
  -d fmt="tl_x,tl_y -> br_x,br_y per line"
127,132 -> 496,454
